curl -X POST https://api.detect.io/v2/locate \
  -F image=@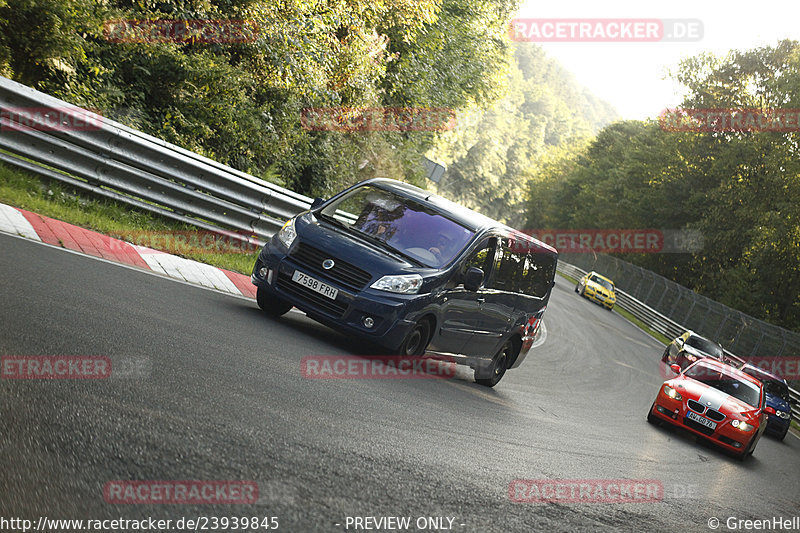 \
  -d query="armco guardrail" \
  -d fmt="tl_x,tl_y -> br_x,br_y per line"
557,261 -> 799,425
0,76 -> 313,246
